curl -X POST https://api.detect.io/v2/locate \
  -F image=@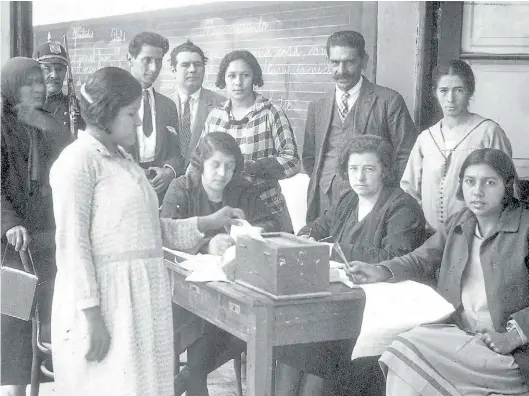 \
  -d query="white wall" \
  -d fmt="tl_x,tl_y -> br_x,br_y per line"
376,1 -> 421,119
1,2 -> 11,67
